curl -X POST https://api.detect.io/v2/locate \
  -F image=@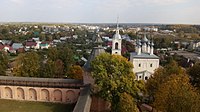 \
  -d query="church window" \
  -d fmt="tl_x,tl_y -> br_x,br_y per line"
115,52 -> 118,54
150,64 -> 153,67
139,76 -> 142,79
145,77 -> 148,80
115,43 -> 119,49
139,64 -> 141,67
